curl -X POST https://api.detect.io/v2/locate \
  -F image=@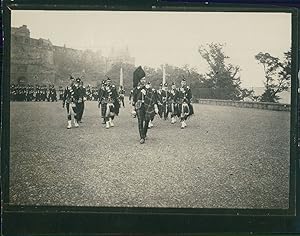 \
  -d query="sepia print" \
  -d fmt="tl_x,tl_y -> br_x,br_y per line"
9,10 -> 292,208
